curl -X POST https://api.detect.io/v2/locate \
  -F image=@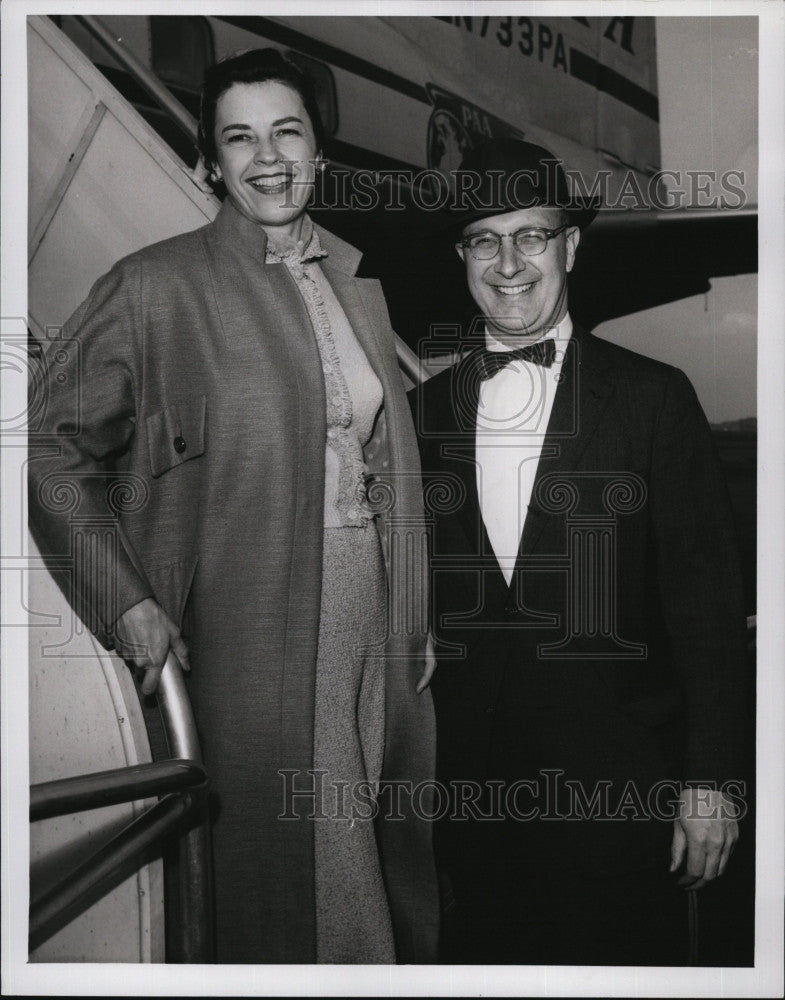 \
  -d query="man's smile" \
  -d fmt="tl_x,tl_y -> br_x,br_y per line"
492,281 -> 536,296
